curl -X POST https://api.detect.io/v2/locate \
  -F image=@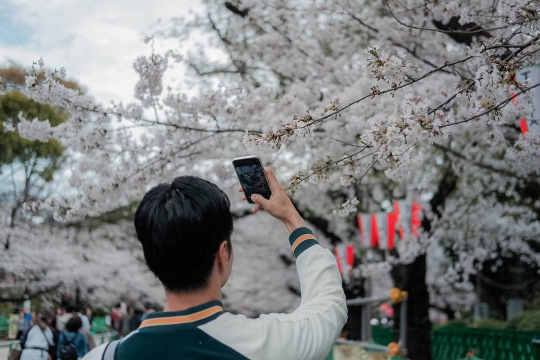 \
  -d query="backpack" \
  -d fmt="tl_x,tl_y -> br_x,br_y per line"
59,334 -> 79,360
